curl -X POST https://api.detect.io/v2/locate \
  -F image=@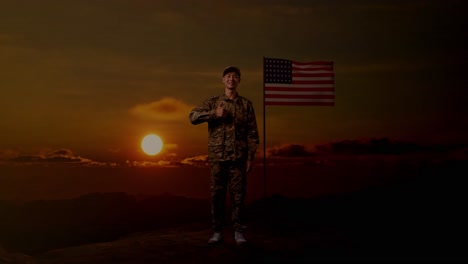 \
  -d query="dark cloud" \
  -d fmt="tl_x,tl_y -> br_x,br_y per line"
10,150 -> 85,164
52,149 -> 73,156
7,148 -> 114,167
265,138 -> 468,159
10,156 -> 81,163
315,138 -> 468,156
9,155 -> 42,163
44,156 -> 83,163
267,144 -> 316,158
